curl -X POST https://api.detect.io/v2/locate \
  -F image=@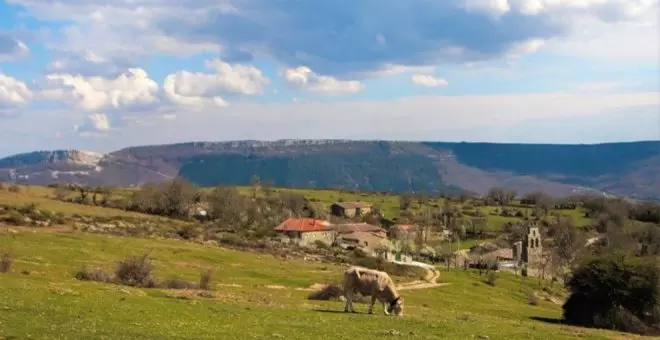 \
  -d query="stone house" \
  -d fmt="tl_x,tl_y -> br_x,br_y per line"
339,231 -> 387,254
274,218 -> 336,246
388,224 -> 429,241
330,201 -> 373,218
333,222 -> 387,238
